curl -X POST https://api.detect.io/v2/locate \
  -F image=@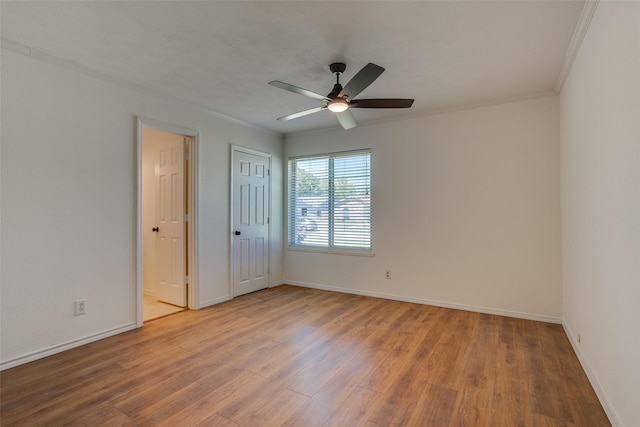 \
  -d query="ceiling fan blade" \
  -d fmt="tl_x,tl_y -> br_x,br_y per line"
269,81 -> 330,102
350,98 -> 415,108
278,106 -> 326,121
336,110 -> 356,130
338,63 -> 385,99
